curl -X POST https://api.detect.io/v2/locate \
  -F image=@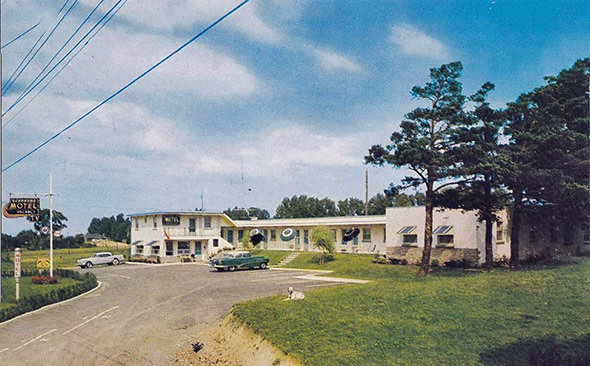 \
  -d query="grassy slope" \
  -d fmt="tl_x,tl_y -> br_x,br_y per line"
0,277 -> 79,309
1,246 -> 129,271
233,255 -> 590,366
250,250 -> 292,266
